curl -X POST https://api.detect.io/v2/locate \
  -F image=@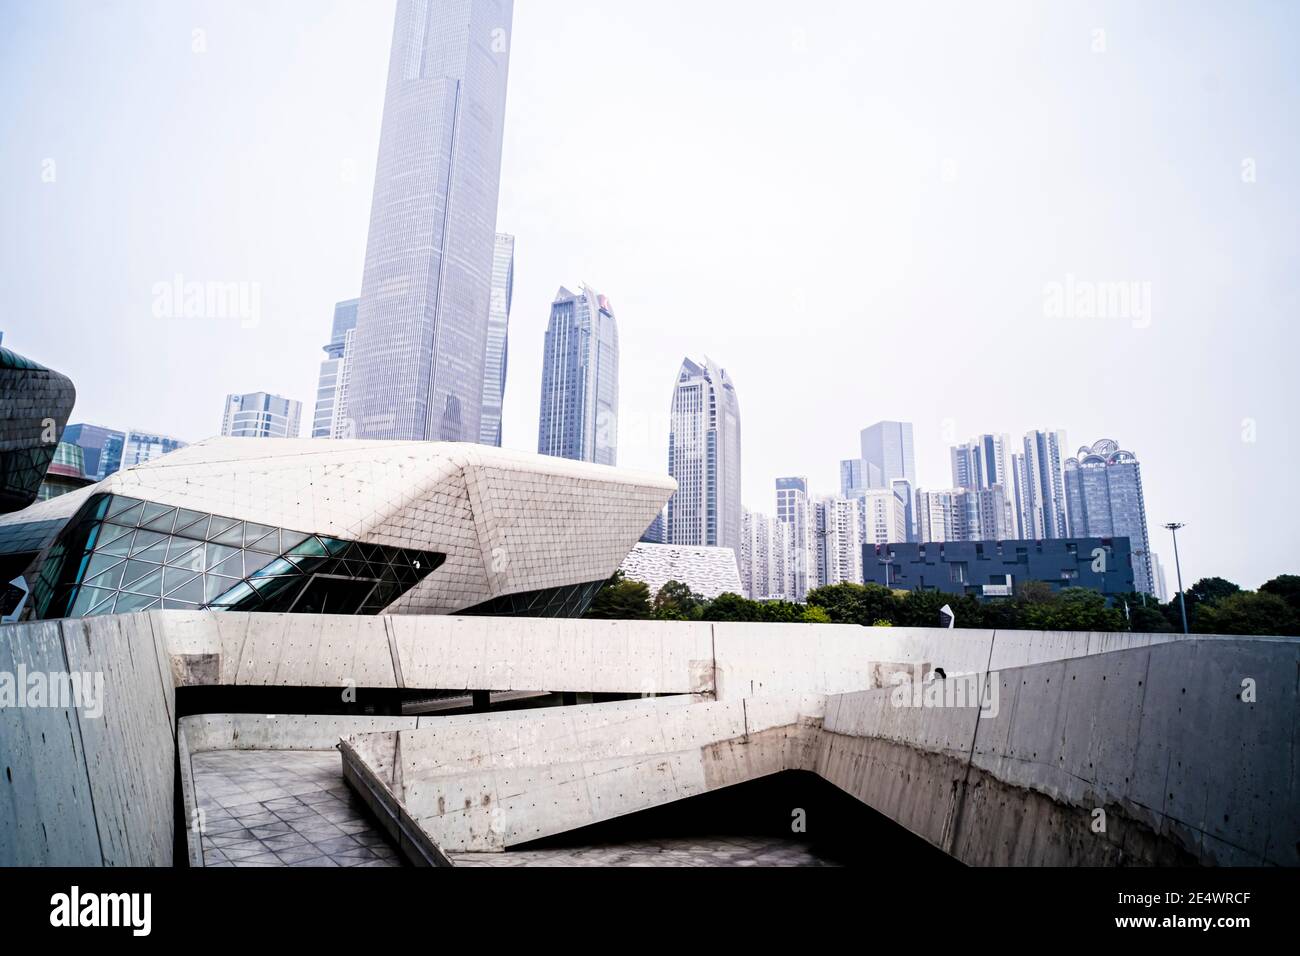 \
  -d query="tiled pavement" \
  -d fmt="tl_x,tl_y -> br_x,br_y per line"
192,750 -> 402,867
192,749 -> 838,867
450,836 -> 839,867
